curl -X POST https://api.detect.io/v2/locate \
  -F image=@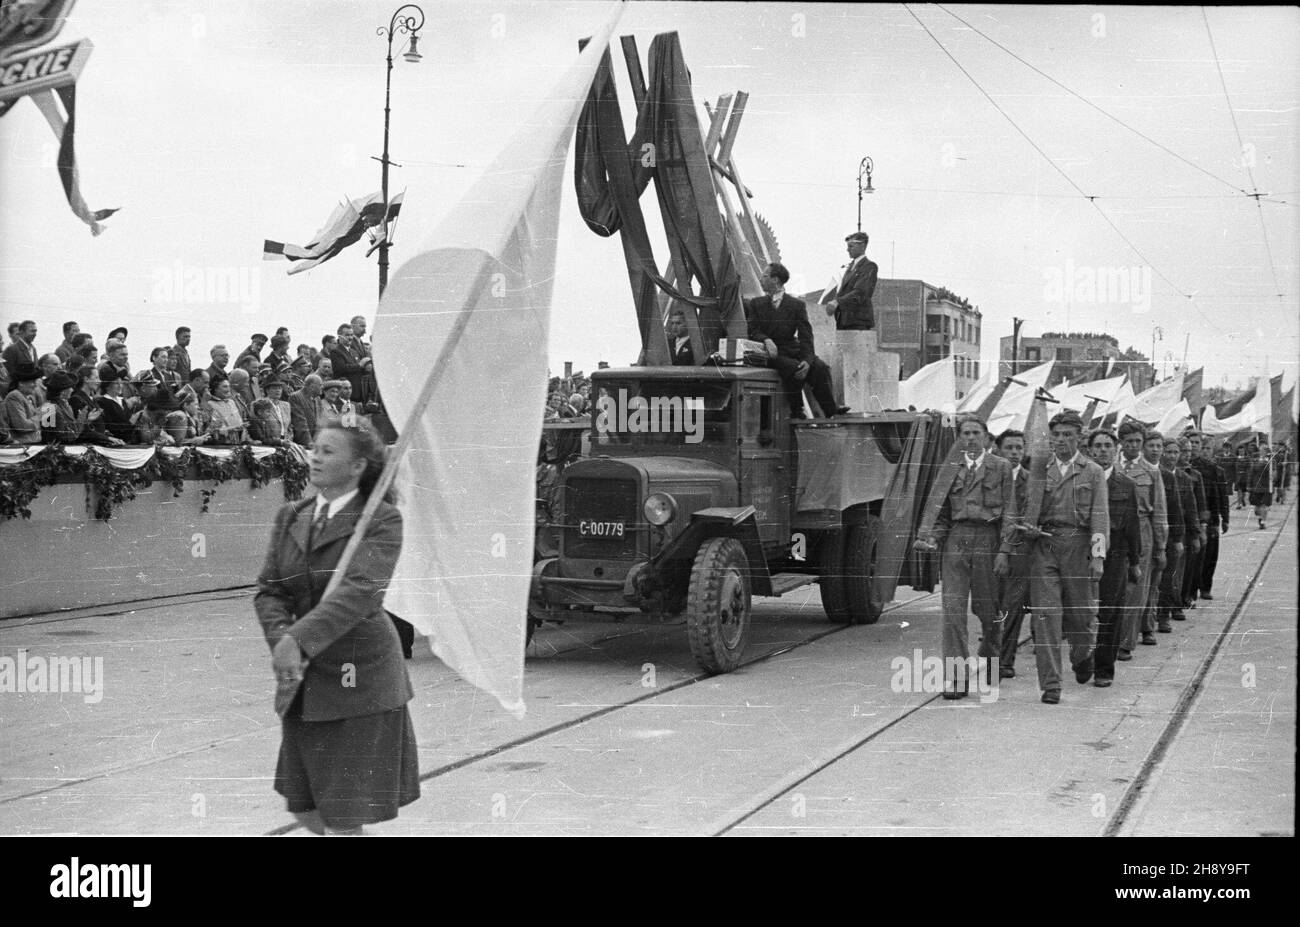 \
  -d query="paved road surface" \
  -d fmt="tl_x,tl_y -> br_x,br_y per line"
1,503 -> 1292,836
